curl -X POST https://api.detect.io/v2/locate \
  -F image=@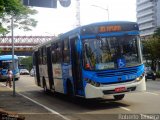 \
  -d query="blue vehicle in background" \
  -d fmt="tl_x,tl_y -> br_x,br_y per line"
0,55 -> 20,81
